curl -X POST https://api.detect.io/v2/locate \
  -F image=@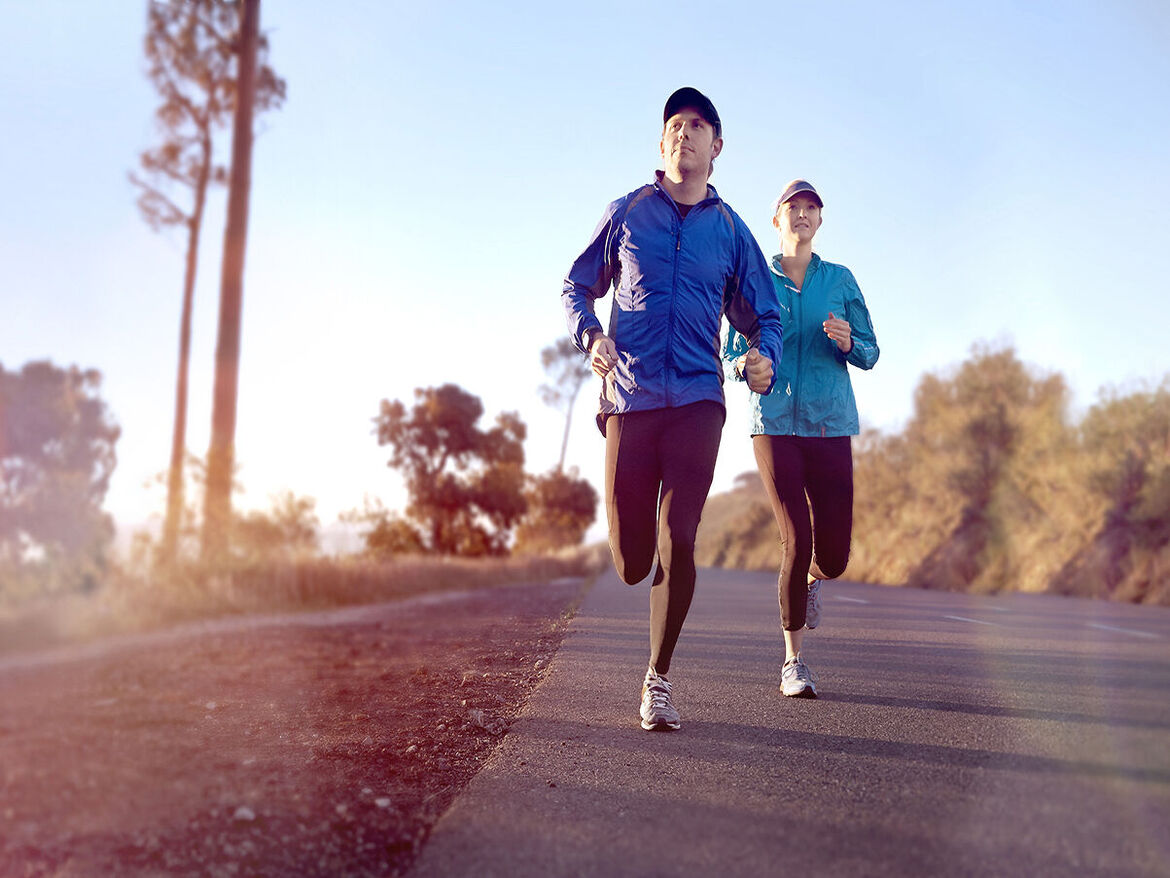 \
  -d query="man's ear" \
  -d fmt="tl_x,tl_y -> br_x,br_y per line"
711,137 -> 723,159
